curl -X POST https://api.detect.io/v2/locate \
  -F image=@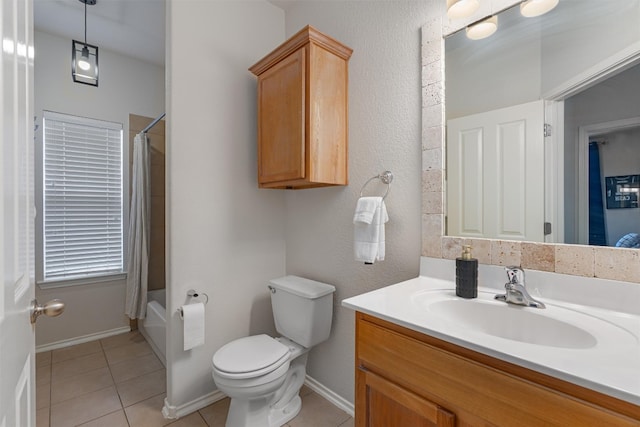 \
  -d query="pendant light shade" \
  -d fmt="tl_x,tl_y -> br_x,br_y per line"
72,0 -> 99,86
520,0 -> 559,17
72,40 -> 98,85
447,0 -> 480,20
466,15 -> 498,40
